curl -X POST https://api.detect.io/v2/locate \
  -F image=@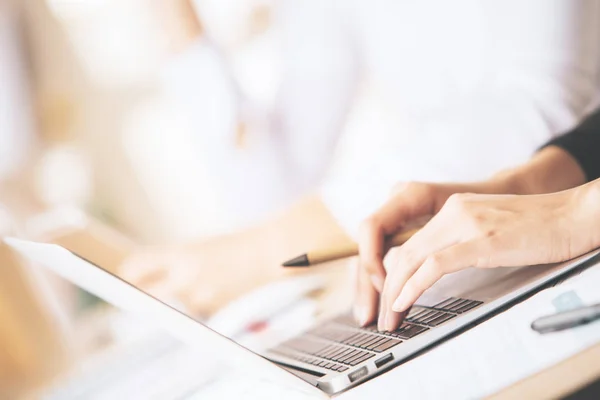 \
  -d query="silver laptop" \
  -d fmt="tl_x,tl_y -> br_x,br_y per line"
6,238 -> 600,397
